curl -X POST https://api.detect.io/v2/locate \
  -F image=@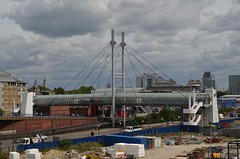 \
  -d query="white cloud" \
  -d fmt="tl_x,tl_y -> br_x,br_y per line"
0,0 -> 239,91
